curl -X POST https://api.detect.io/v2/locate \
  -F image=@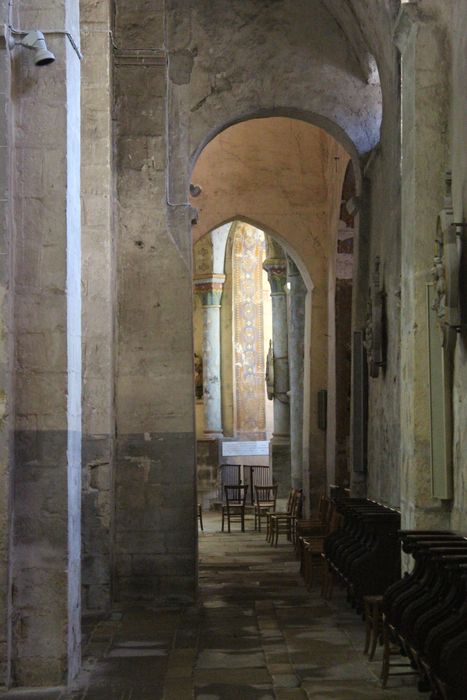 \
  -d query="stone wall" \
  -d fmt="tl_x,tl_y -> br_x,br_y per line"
450,1 -> 467,531
347,1 -> 401,508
